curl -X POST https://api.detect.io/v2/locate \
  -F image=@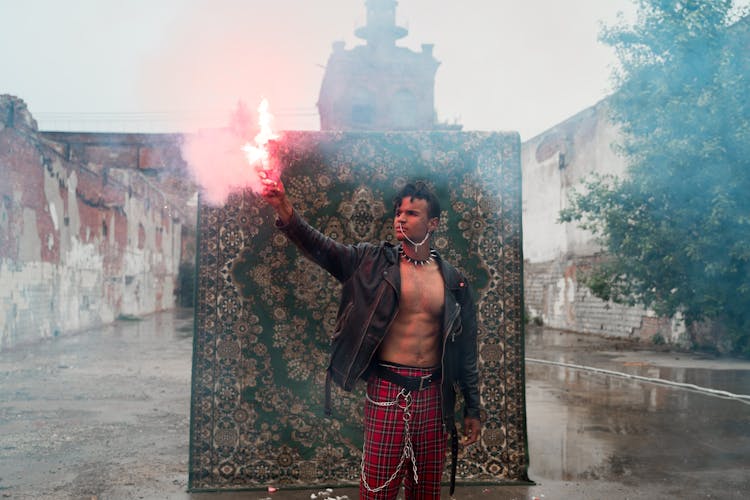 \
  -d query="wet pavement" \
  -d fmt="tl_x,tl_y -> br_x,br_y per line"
1,310 -> 749,499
